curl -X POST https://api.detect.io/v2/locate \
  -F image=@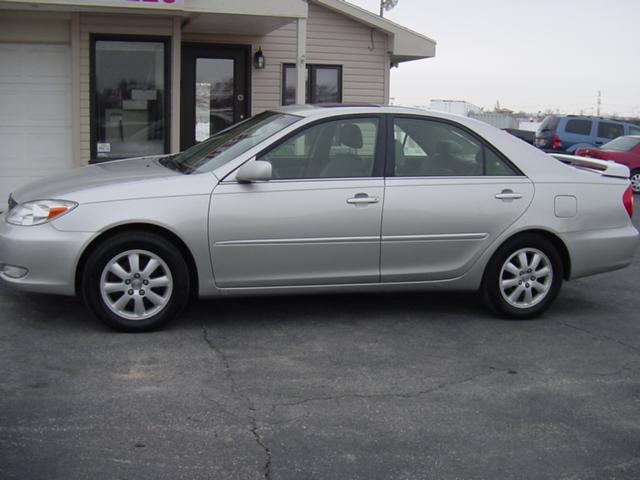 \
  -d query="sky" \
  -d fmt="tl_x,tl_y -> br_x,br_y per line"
347,0 -> 640,117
